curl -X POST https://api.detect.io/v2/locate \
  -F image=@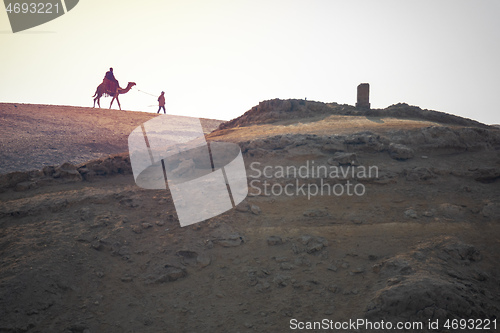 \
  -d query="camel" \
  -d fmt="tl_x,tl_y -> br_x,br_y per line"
92,81 -> 136,110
